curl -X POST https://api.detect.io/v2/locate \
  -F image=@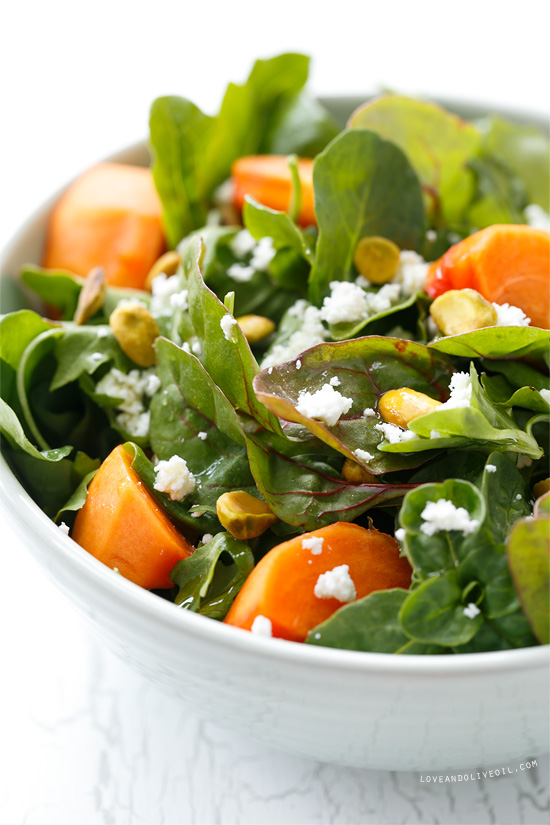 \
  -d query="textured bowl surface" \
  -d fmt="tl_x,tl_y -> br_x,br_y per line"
1,99 -> 548,771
